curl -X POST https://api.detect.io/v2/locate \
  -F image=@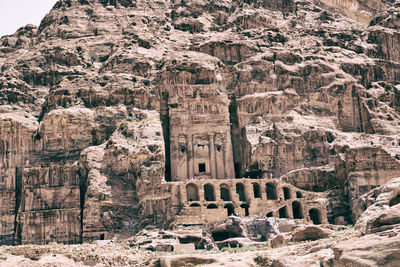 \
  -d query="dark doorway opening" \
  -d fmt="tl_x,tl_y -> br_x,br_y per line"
309,208 -> 321,224
240,204 -> 249,216
236,183 -> 246,201
292,201 -> 303,219
253,183 -> 261,198
283,187 -> 291,200
224,204 -> 235,216
204,184 -> 215,201
279,206 -> 288,218
220,185 -> 231,201
266,183 -> 277,200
